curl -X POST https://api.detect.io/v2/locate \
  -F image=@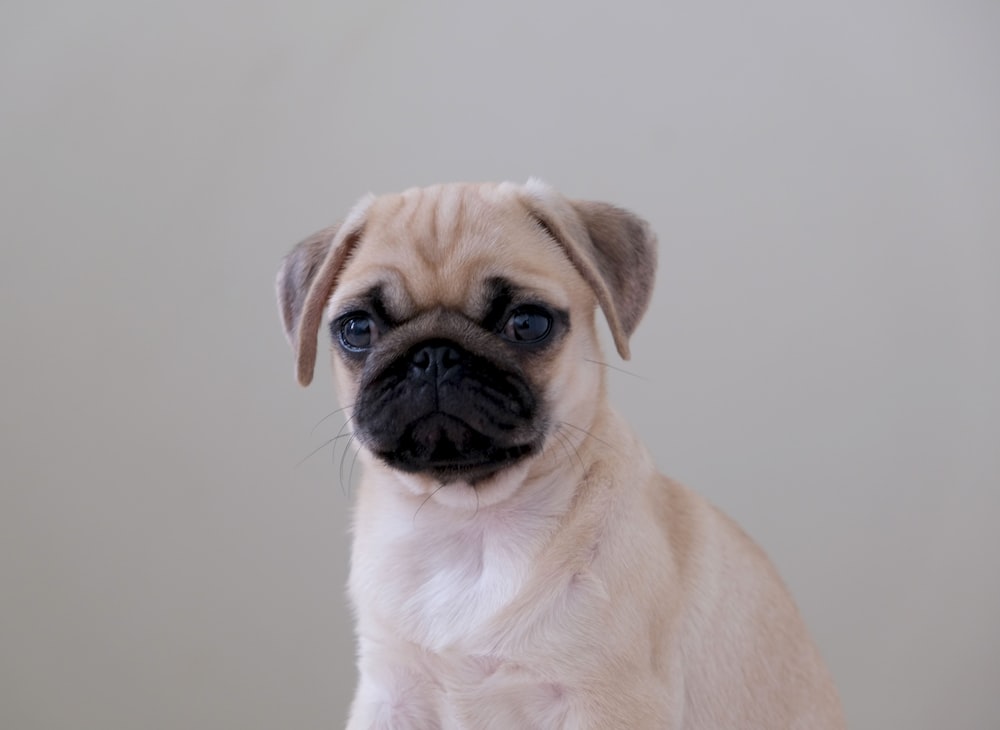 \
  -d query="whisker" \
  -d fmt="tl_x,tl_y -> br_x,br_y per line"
327,414 -> 356,495
339,433 -> 358,496
559,421 -> 615,450
536,428 -> 554,462
583,358 -> 648,381
330,414 -> 356,445
310,403 -> 356,436
549,428 -> 573,470
347,441 -> 363,496
414,483 -> 449,522
294,433 -> 354,469
552,425 -> 586,475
